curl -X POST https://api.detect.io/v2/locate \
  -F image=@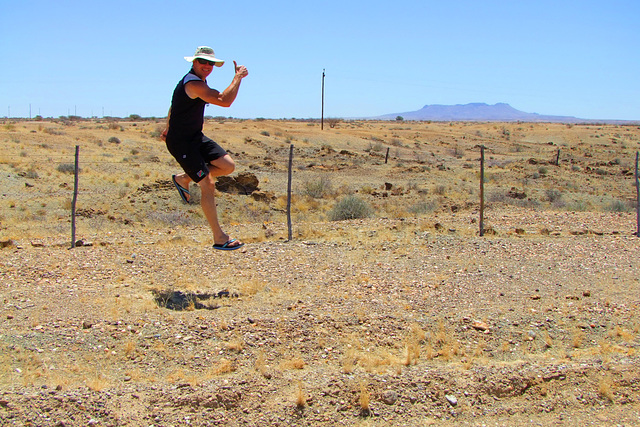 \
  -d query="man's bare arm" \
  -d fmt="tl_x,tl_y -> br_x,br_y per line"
185,61 -> 248,107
